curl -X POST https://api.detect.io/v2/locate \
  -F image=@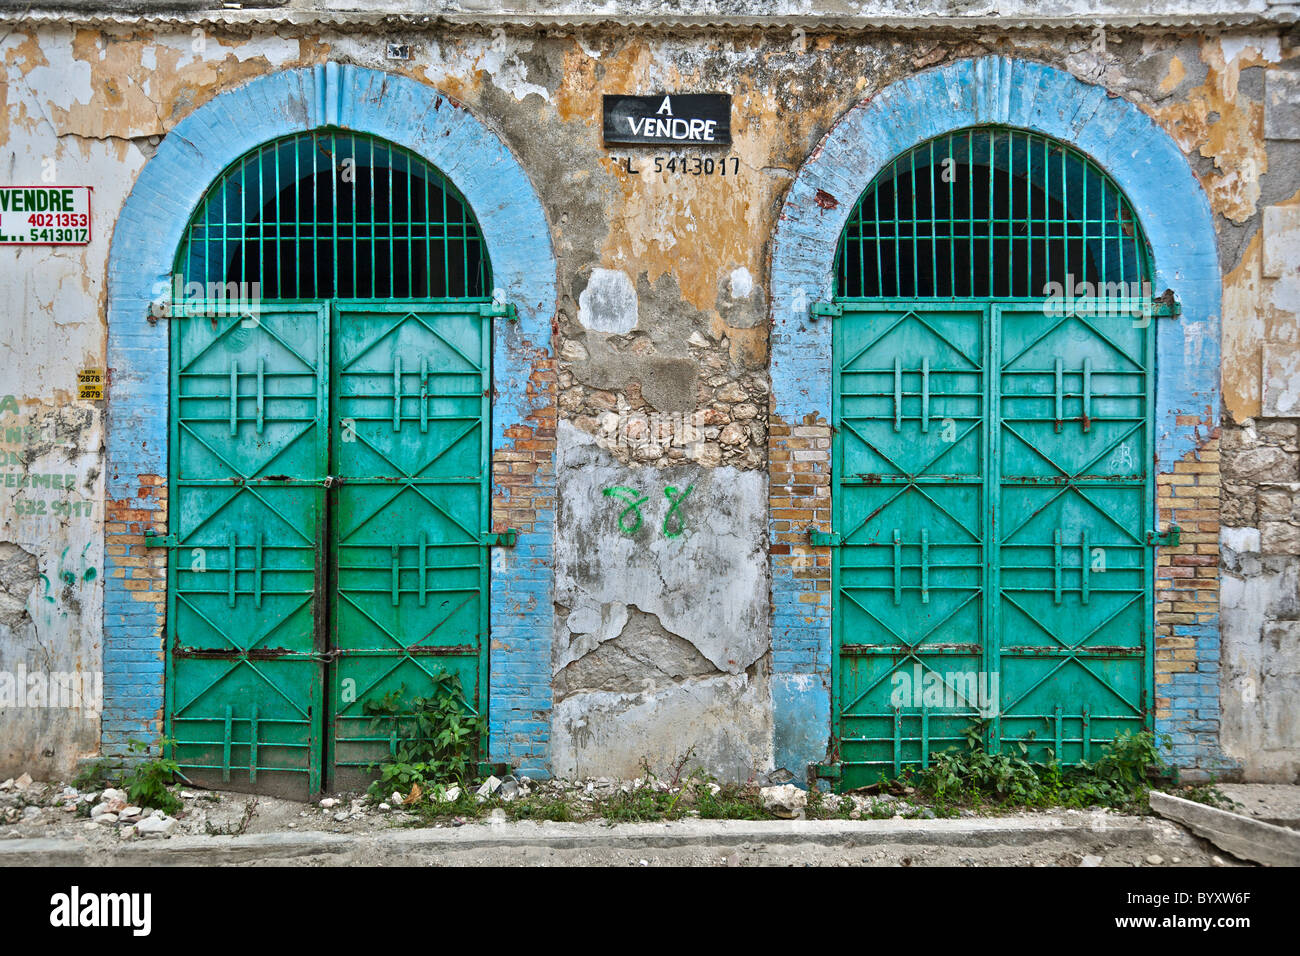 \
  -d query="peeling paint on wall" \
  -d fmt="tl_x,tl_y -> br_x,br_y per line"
0,20 -> 1297,781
